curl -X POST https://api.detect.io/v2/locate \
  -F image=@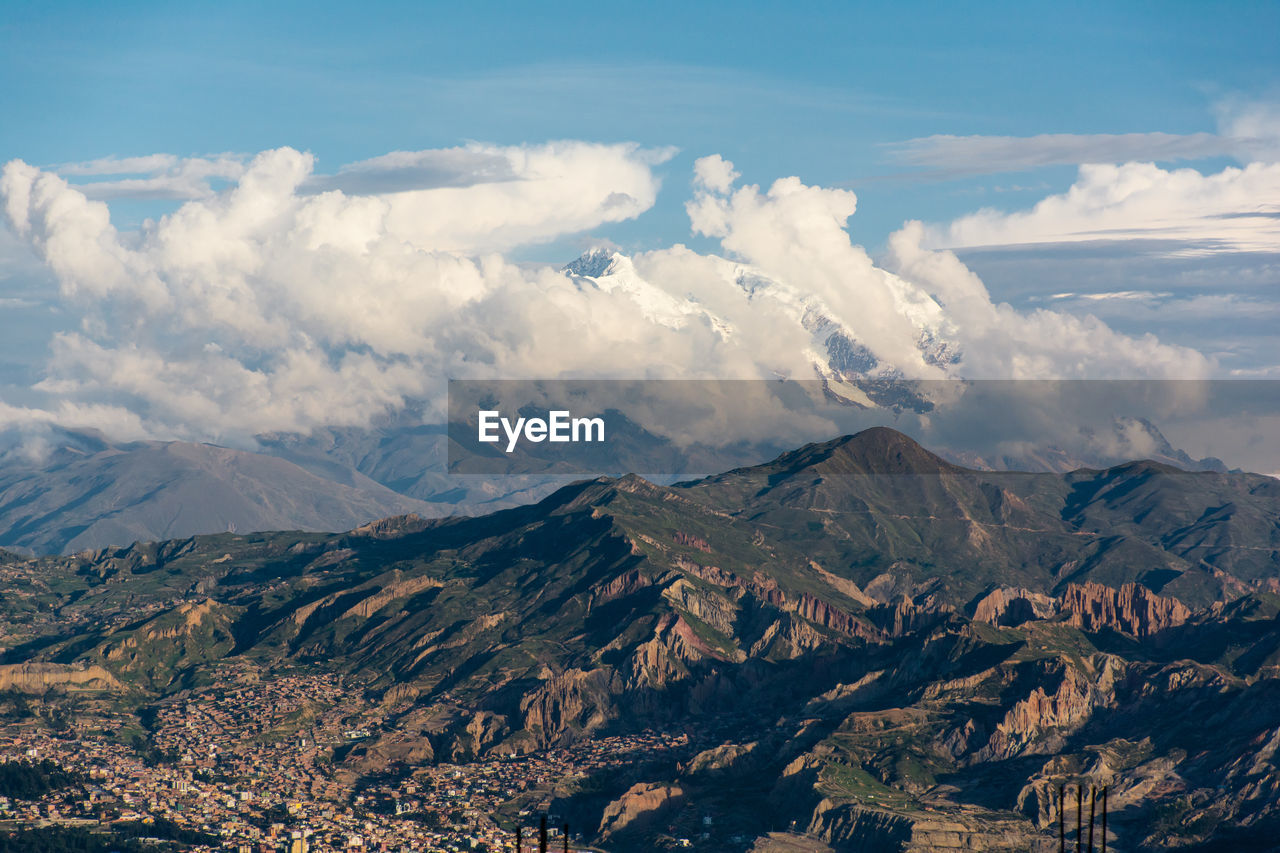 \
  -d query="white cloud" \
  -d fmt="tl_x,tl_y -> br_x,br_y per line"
884,221 -> 1209,380
58,154 -> 183,176
684,156 -> 1207,381
55,154 -> 248,201
0,145 -> 1216,444
692,154 -> 739,194
925,161 -> 1280,254
886,98 -> 1280,177
685,158 -> 948,378
887,131 -> 1232,176
1214,97 -> 1280,162
1049,290 -> 1172,303
0,142 -> 695,440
